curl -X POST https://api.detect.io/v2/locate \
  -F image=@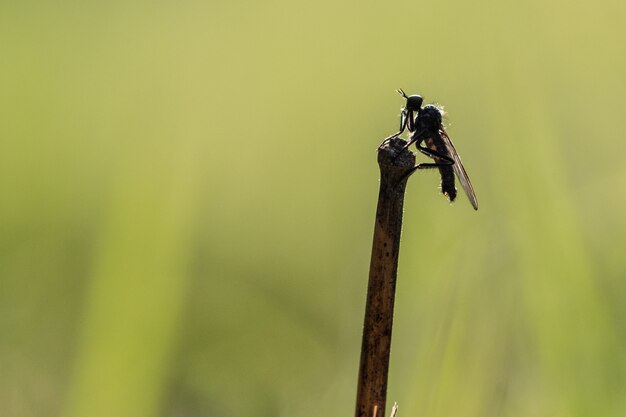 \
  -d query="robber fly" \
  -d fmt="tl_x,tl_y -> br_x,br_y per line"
387,89 -> 478,210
